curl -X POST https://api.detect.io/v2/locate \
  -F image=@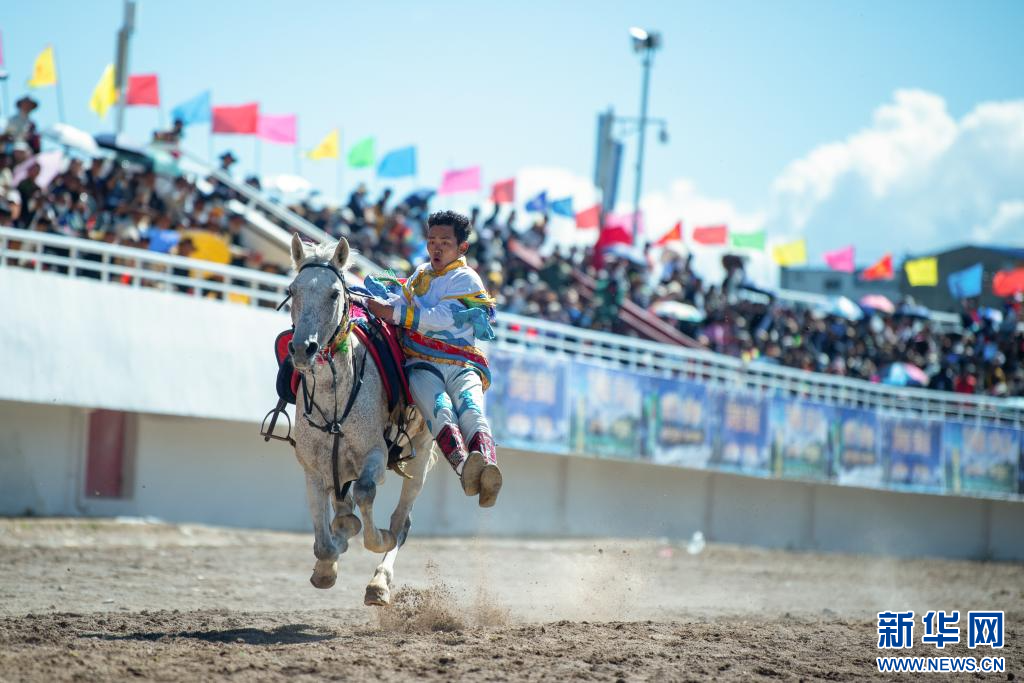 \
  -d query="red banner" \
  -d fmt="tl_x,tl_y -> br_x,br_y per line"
212,103 -> 259,134
861,253 -> 894,281
490,178 -> 514,204
575,203 -> 600,229
692,224 -> 727,245
993,268 -> 1024,297
125,74 -> 159,106
655,221 -> 682,246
